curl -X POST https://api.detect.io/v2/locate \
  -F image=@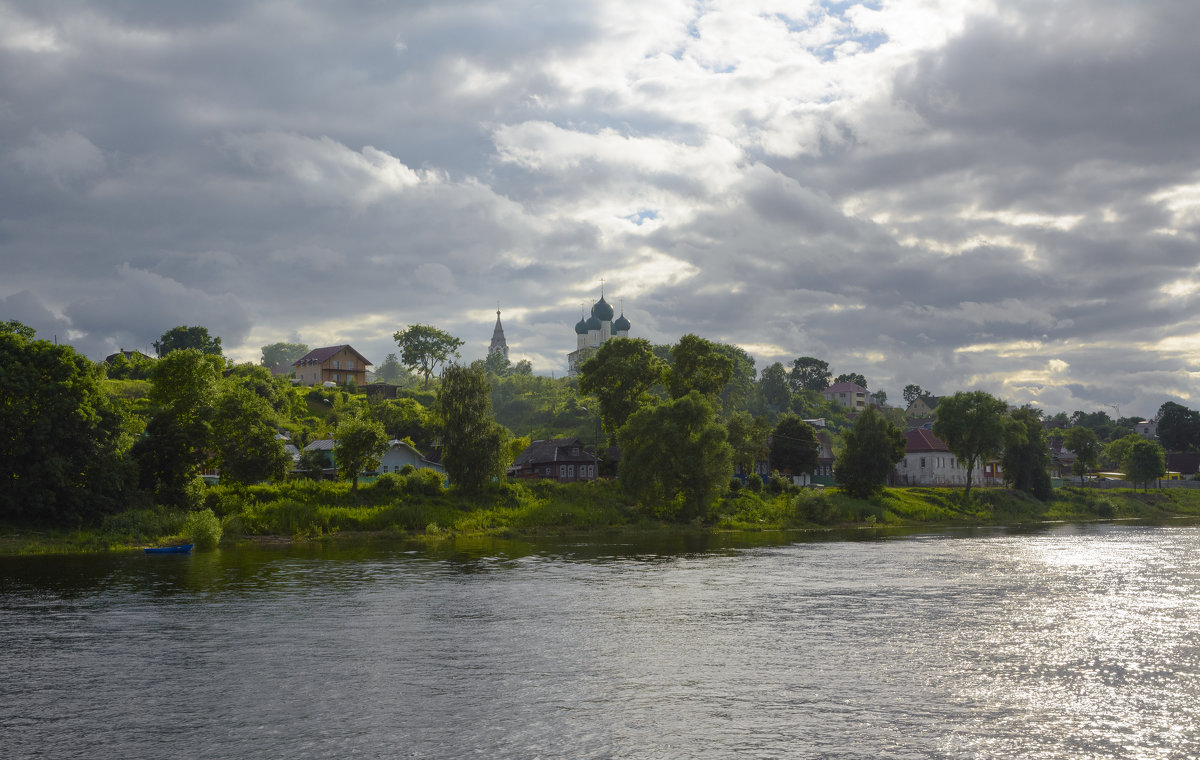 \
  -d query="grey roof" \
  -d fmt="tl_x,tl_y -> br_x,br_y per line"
303,439 -> 335,451
511,438 -> 599,468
